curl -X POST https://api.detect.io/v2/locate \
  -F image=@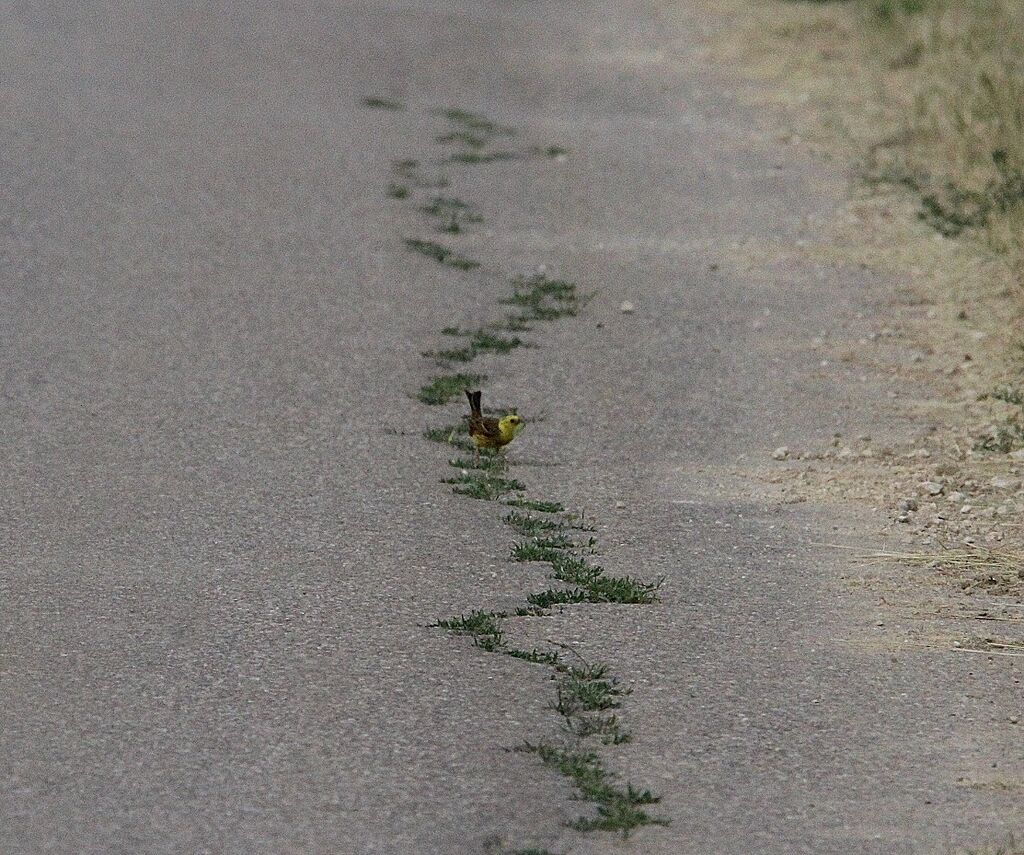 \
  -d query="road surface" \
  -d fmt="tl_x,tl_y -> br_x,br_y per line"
3,2 -> 1021,853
